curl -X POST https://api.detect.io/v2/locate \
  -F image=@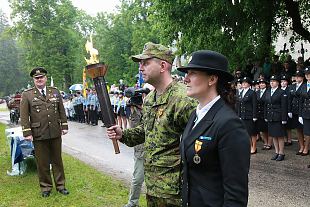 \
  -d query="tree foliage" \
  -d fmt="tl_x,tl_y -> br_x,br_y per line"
0,10 -> 27,97
93,0 -> 160,85
152,0 -> 310,70
9,0 -> 84,90
2,0 -> 309,96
